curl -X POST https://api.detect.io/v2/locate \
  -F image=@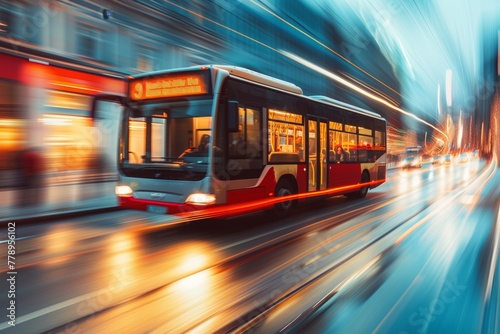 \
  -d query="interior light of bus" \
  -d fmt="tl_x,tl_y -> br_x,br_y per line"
185,193 -> 216,205
115,185 -> 133,197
